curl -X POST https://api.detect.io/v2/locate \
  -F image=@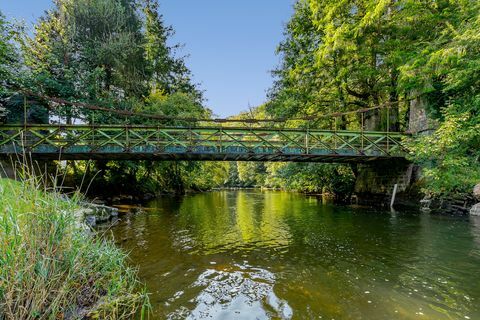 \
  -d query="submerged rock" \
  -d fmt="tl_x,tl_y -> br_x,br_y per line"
473,184 -> 480,201
470,203 -> 480,216
420,198 -> 432,212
